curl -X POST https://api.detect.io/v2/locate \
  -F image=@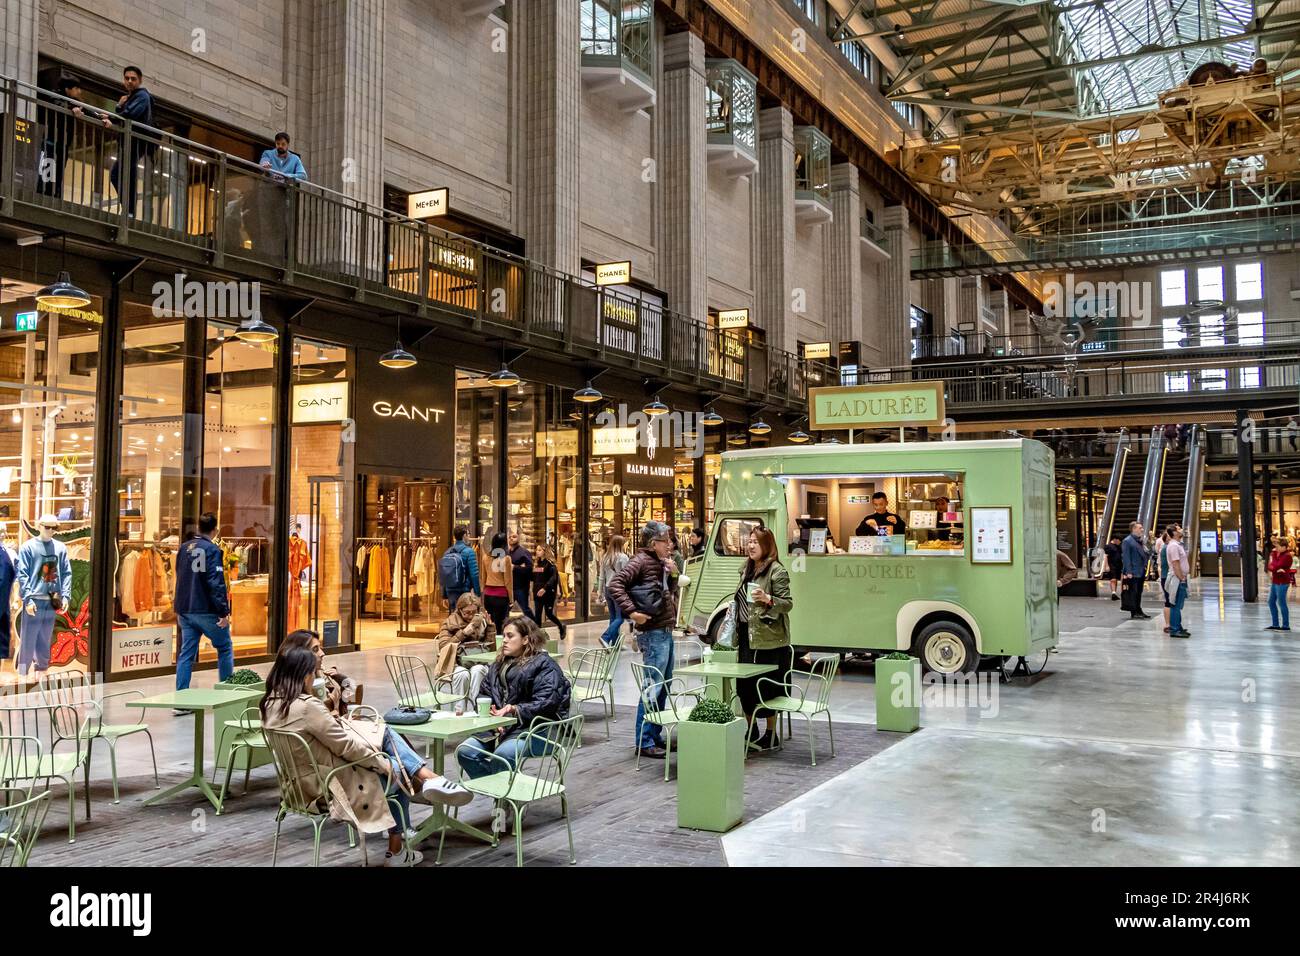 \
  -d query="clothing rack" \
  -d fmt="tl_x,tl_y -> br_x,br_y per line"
355,537 -> 393,621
